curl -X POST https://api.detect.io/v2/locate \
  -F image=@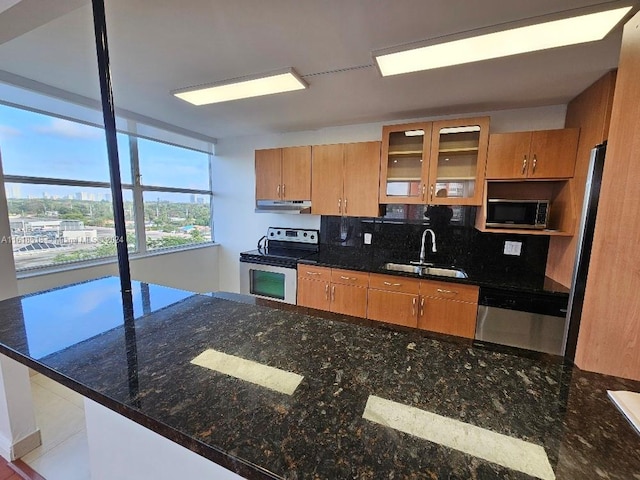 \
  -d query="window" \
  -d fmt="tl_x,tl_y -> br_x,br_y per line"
0,102 -> 213,271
